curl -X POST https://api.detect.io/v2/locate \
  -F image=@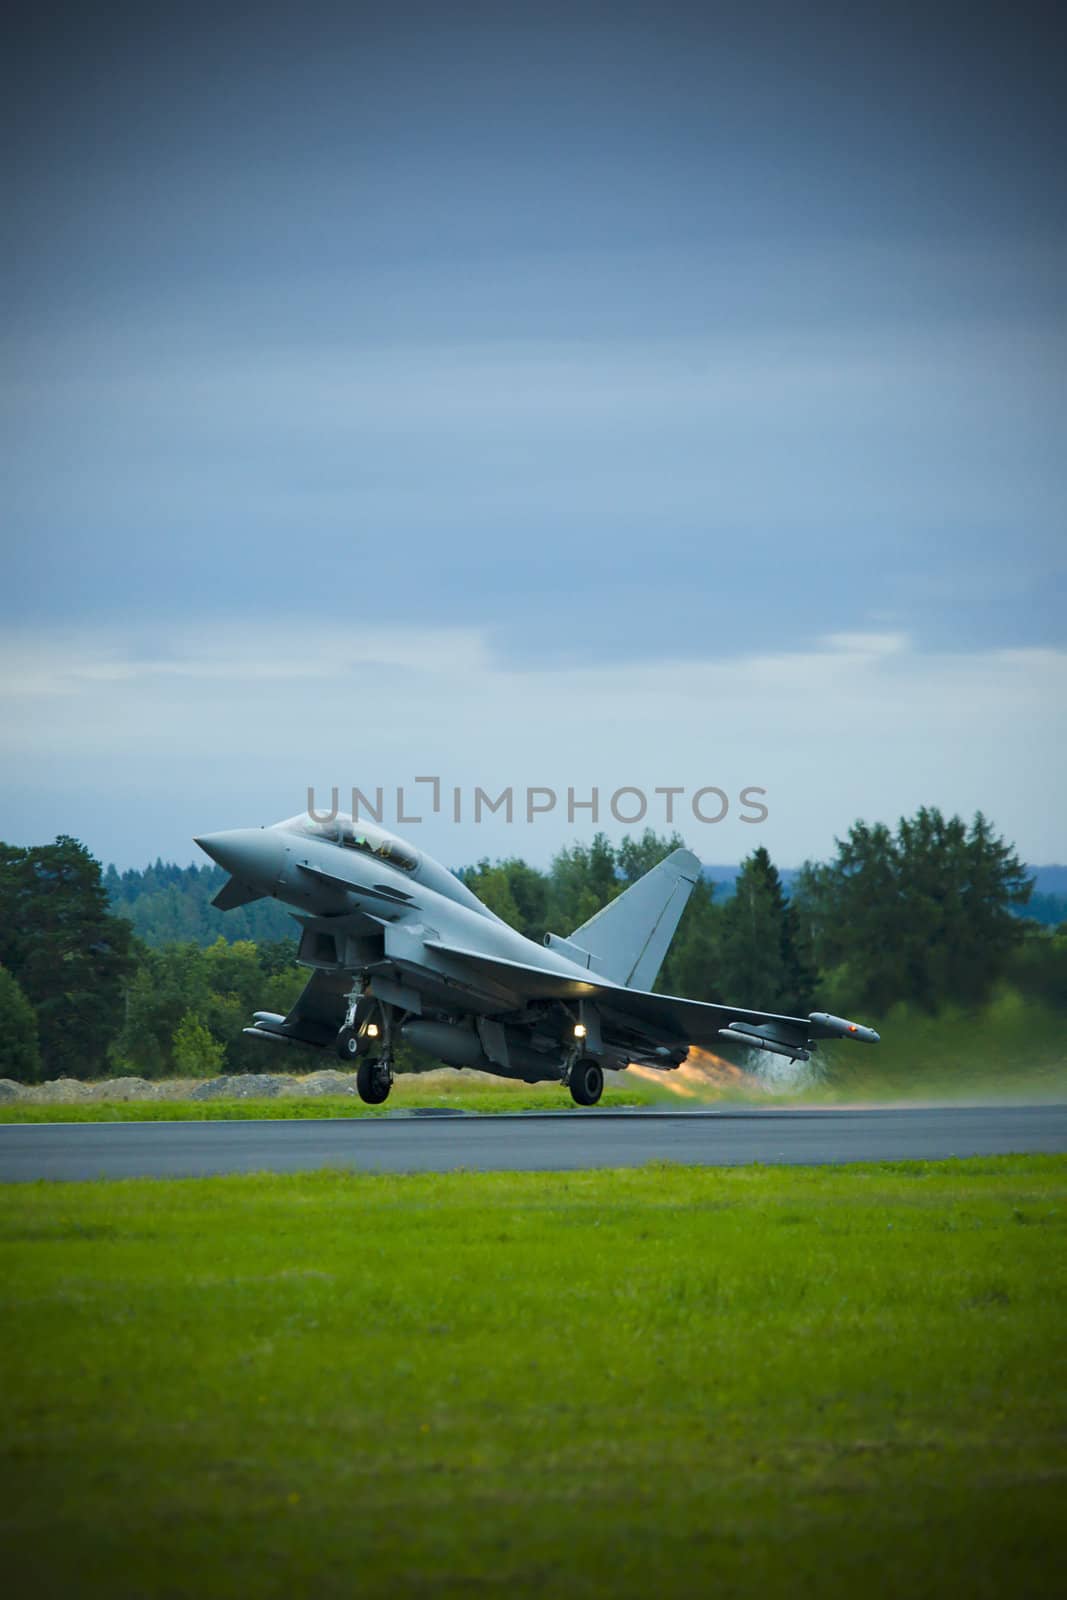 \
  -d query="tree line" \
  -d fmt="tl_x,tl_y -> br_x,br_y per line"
0,809 -> 1062,1083
104,860 -> 294,945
